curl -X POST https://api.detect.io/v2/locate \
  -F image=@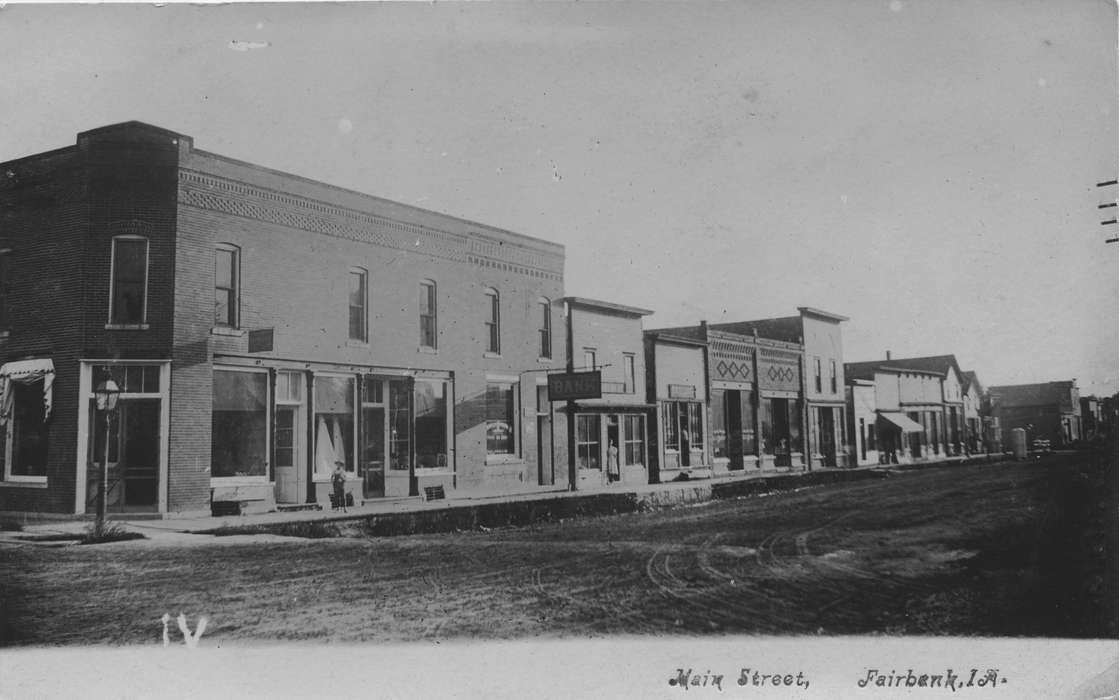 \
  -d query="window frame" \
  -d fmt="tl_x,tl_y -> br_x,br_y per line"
214,243 -> 240,329
108,235 -> 150,327
210,366 -> 271,482
538,298 -> 552,359
419,280 -> 437,349
814,357 -> 823,393
484,378 -> 519,461
0,248 -> 11,334
829,359 -> 838,394
484,288 -> 501,355
348,267 -> 368,343
622,354 -> 636,393
622,413 -> 646,467
575,413 -> 601,470
583,348 -> 597,371
1,379 -> 49,483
